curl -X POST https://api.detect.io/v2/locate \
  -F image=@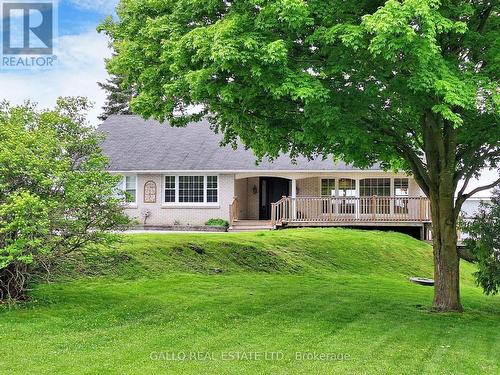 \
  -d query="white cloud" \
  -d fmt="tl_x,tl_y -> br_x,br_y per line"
0,29 -> 111,126
66,0 -> 119,14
